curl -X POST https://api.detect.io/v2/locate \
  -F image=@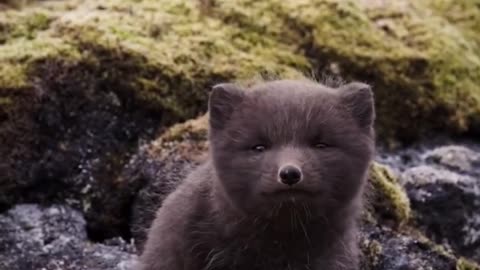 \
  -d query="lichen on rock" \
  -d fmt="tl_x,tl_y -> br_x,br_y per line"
360,223 -> 464,270
366,162 -> 411,227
